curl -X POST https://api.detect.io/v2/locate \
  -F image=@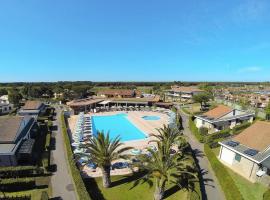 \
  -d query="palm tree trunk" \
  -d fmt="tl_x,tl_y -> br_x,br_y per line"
154,185 -> 164,200
101,166 -> 111,188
